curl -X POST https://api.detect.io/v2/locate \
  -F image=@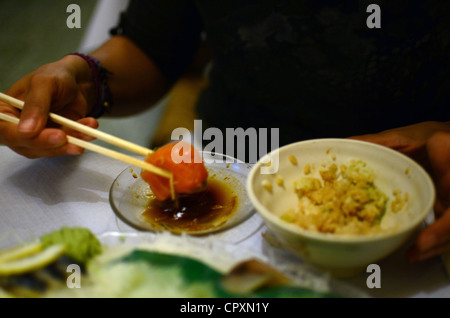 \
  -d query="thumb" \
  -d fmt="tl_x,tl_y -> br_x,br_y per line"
17,77 -> 53,137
